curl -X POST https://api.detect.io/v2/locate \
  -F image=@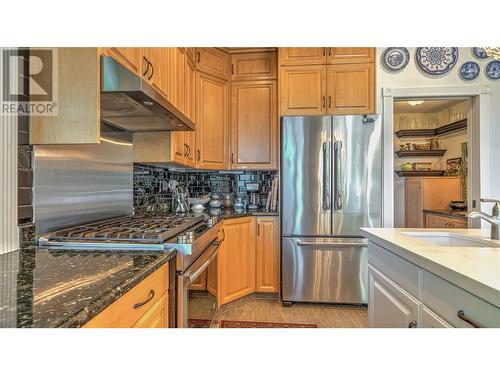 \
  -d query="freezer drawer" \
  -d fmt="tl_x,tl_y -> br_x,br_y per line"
282,236 -> 368,304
